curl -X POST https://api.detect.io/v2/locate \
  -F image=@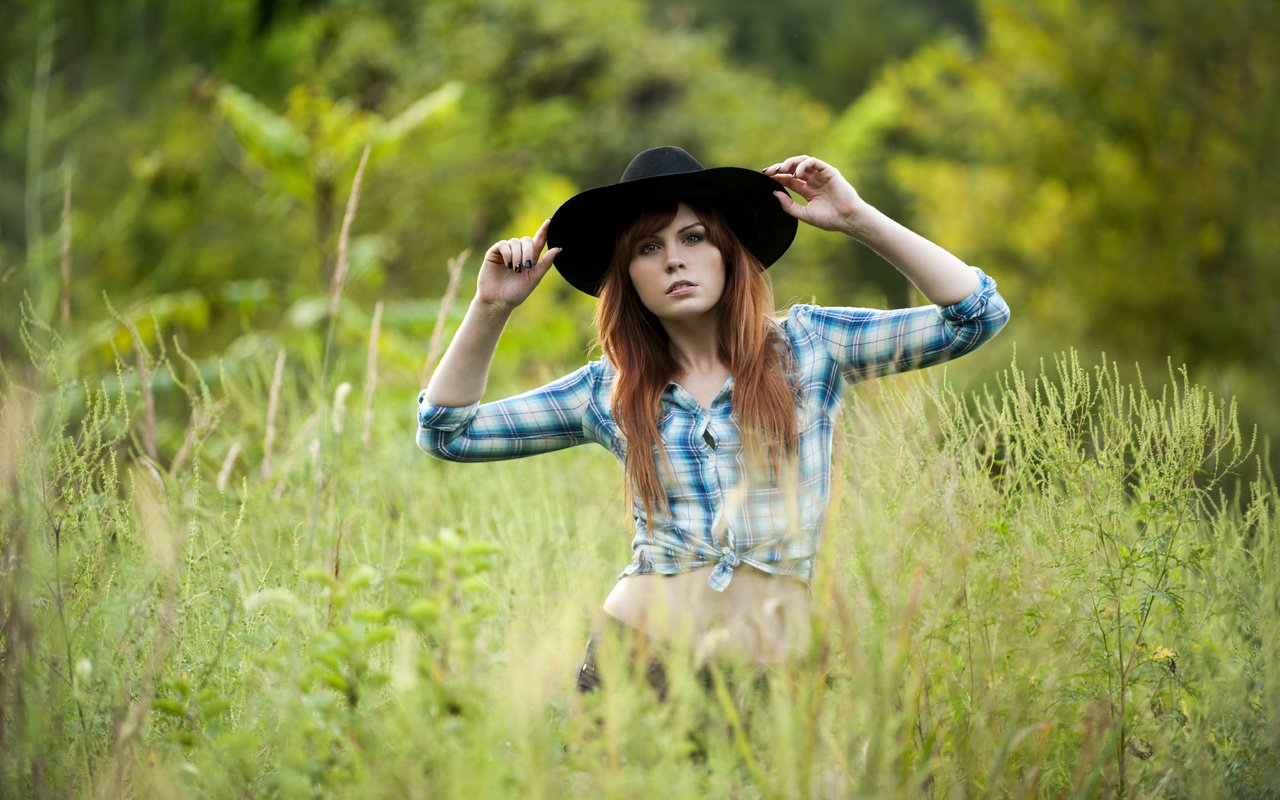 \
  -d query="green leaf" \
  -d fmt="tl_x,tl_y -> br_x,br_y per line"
406,599 -> 441,624
321,670 -> 349,693
153,698 -> 187,717
374,82 -> 464,150
216,84 -> 309,162
198,699 -> 232,721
